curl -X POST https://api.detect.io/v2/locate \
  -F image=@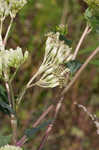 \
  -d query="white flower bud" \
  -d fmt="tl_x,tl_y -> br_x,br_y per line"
0,35 -> 4,51
0,1 -> 10,18
24,50 -> 29,61
8,47 -> 28,68
0,47 -> 28,77
9,0 -> 27,18
36,30 -> 73,88
0,0 -> 27,19
0,145 -> 22,150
